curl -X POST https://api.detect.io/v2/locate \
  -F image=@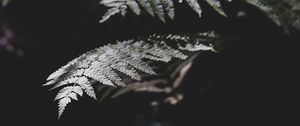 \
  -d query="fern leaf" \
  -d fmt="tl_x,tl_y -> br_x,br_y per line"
58,97 -> 71,119
46,56 -> 82,82
98,0 -> 229,22
54,87 -> 72,100
85,60 -> 126,86
184,0 -> 202,17
178,42 -> 215,51
55,85 -> 83,118
242,0 -> 280,24
45,31 -> 220,118
204,0 -> 227,17
78,82 -> 97,100
240,0 -> 300,31
149,0 -> 166,22
99,0 -> 203,22
127,0 -> 142,15
161,0 -> 175,19
58,86 -> 83,99
95,32 -> 220,100
99,7 -> 121,23
137,0 -> 155,16
67,92 -> 78,100
50,76 -> 80,90
111,62 -> 142,80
